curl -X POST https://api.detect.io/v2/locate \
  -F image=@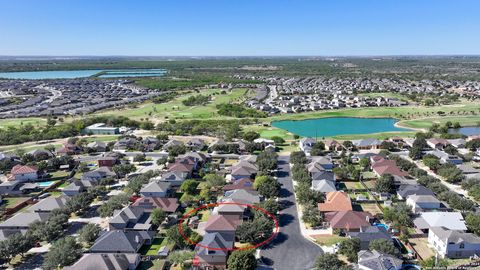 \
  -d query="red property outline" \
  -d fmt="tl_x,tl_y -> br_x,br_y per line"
178,201 -> 279,251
